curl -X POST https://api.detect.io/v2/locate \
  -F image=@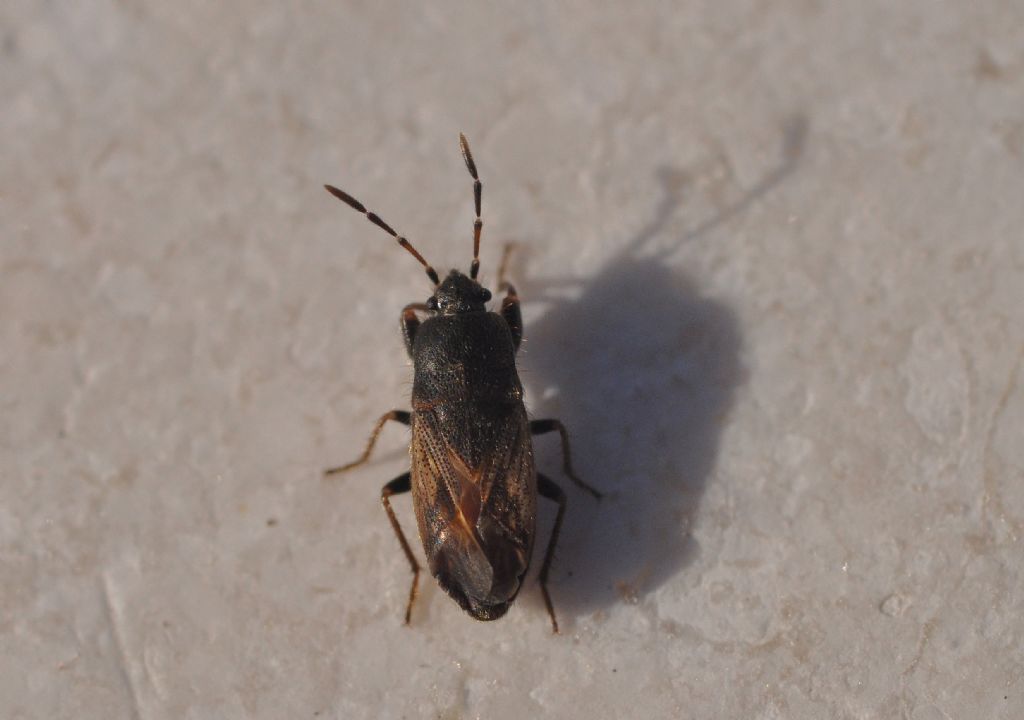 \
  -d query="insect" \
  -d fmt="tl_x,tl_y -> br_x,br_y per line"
323,134 -> 601,633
